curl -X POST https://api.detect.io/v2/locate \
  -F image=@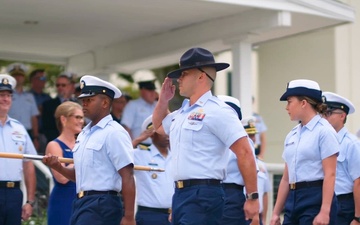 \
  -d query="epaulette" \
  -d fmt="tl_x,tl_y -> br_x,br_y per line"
138,144 -> 150,151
